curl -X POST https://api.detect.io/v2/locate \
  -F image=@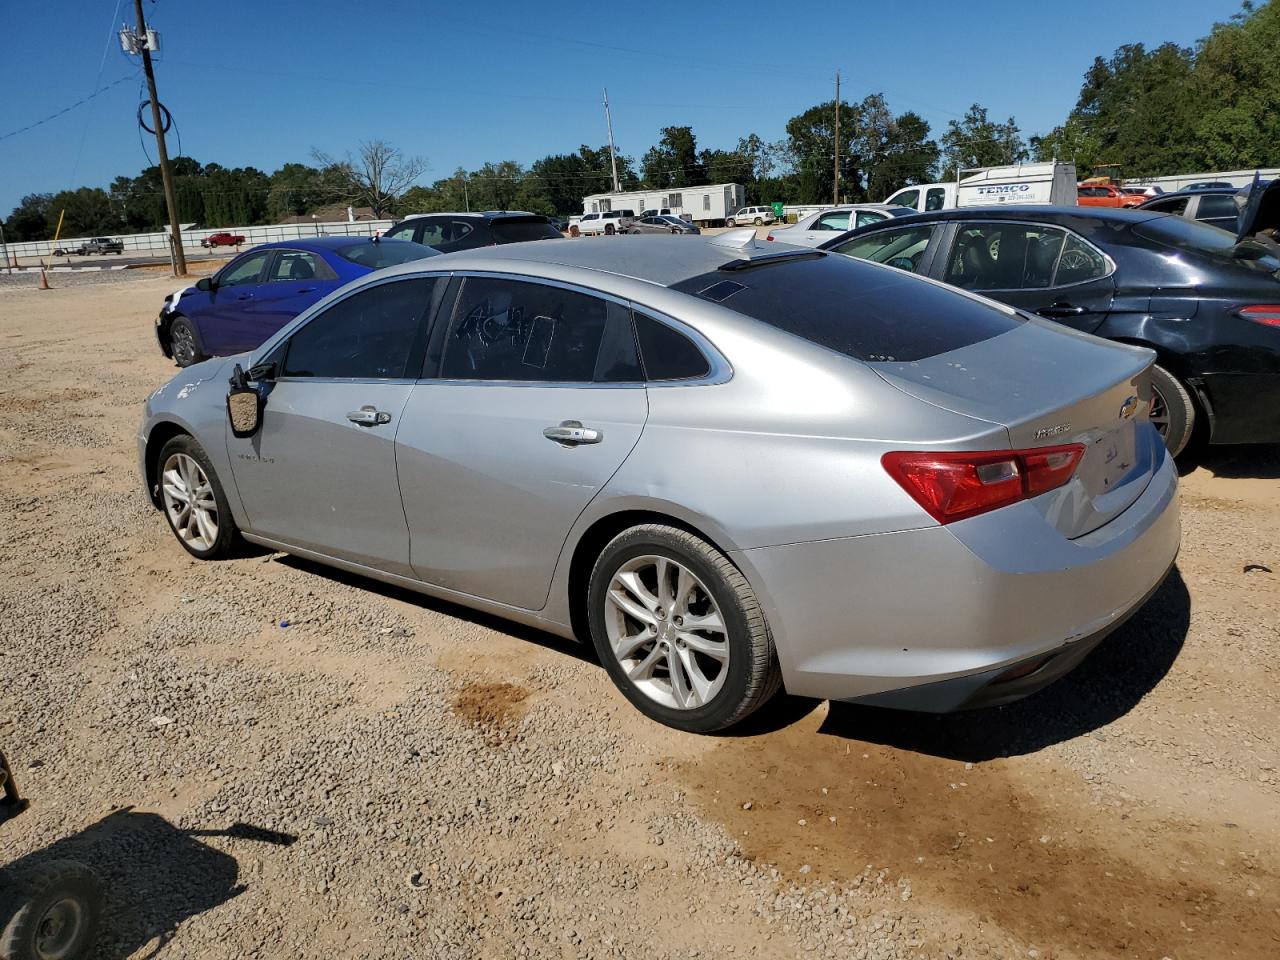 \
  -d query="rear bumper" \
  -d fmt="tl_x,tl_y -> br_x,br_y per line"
735,444 -> 1180,708
1198,372 -> 1280,445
